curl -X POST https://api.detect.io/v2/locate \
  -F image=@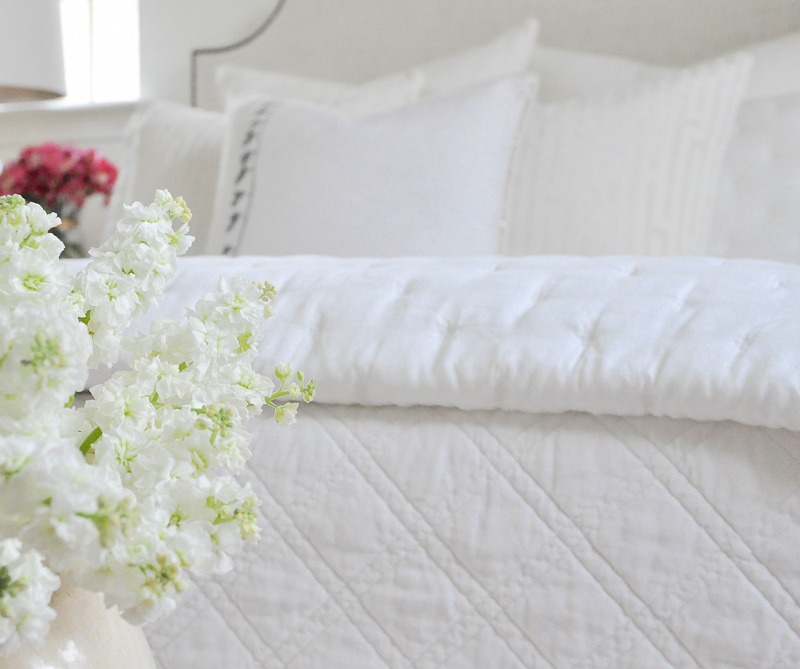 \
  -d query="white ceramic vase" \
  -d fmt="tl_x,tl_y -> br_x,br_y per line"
6,585 -> 156,669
